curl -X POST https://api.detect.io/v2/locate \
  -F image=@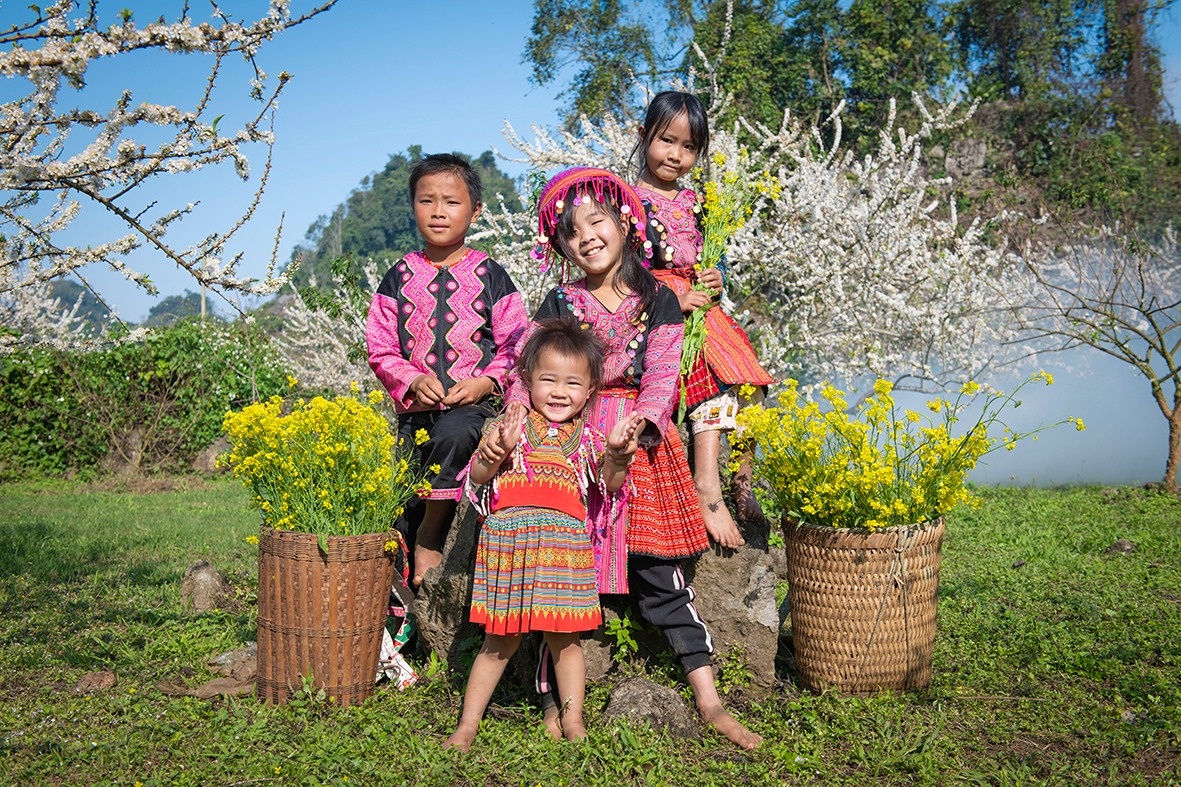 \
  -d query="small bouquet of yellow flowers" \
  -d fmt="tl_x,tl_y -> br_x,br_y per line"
221,381 -> 431,552
735,373 -> 1084,531
680,150 -> 779,405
